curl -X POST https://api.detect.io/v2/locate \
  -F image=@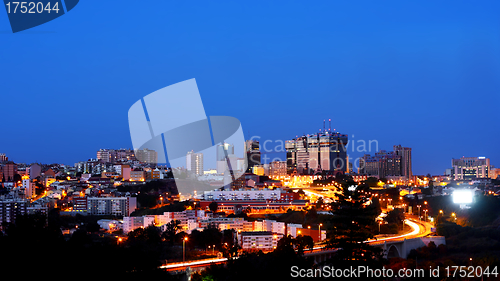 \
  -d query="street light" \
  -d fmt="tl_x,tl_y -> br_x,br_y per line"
417,205 -> 422,221
378,221 -> 382,233
183,237 -> 188,262
424,209 -> 428,222
318,223 -> 323,242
